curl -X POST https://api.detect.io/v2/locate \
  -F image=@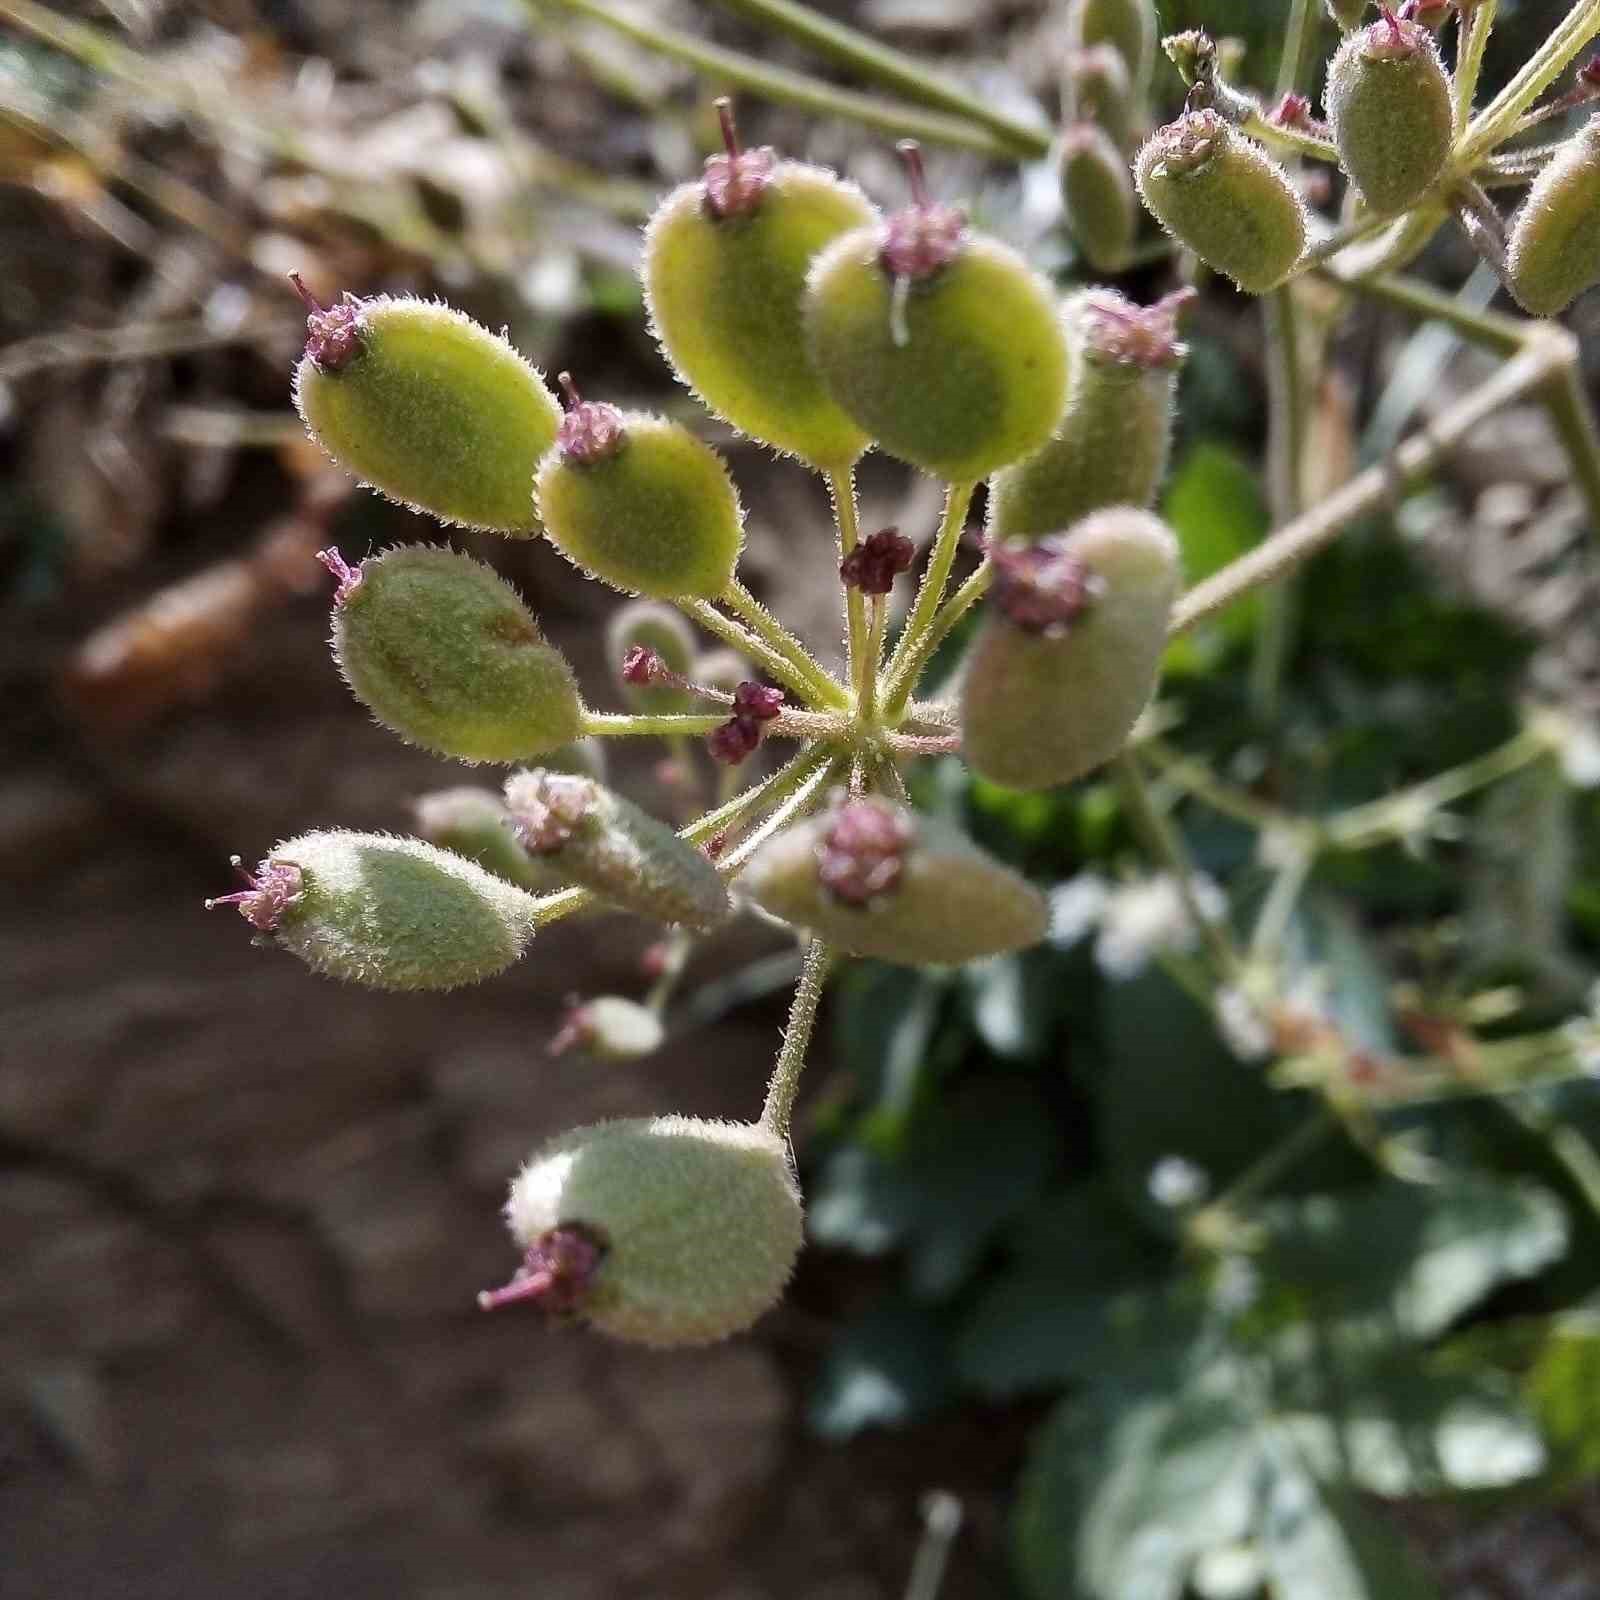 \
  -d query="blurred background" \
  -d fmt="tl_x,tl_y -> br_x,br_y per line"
5,1 -> 1600,1595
